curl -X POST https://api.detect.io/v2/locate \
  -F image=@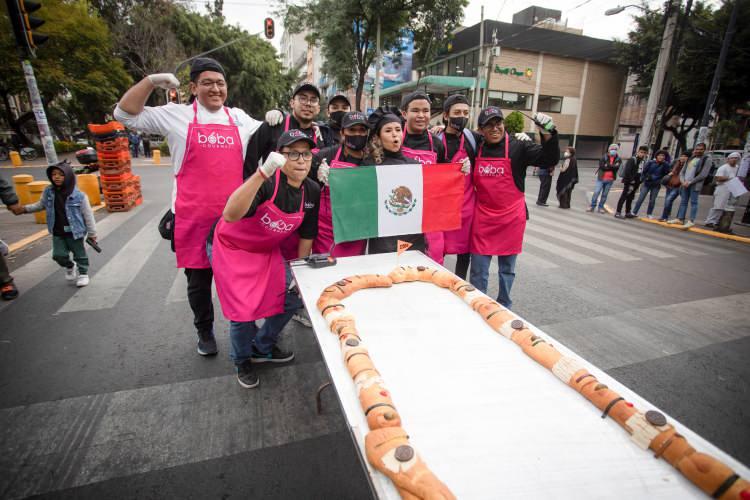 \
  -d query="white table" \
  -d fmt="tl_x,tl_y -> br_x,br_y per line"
292,251 -> 749,499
